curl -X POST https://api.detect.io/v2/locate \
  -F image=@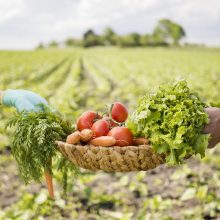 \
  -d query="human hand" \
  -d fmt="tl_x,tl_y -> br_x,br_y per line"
204,107 -> 220,148
2,89 -> 48,112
